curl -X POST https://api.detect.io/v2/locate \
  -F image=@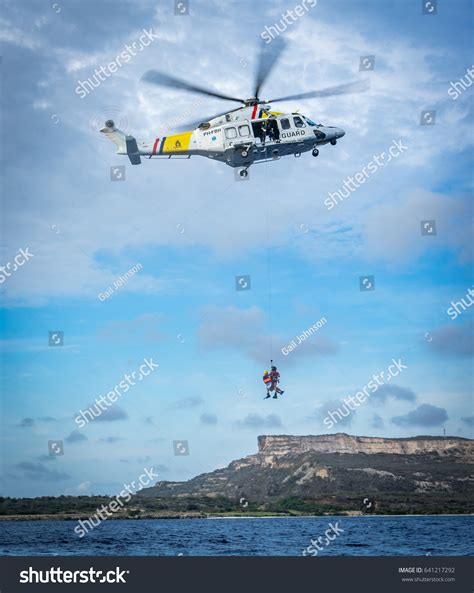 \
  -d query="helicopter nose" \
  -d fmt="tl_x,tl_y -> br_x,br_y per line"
335,127 -> 345,139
